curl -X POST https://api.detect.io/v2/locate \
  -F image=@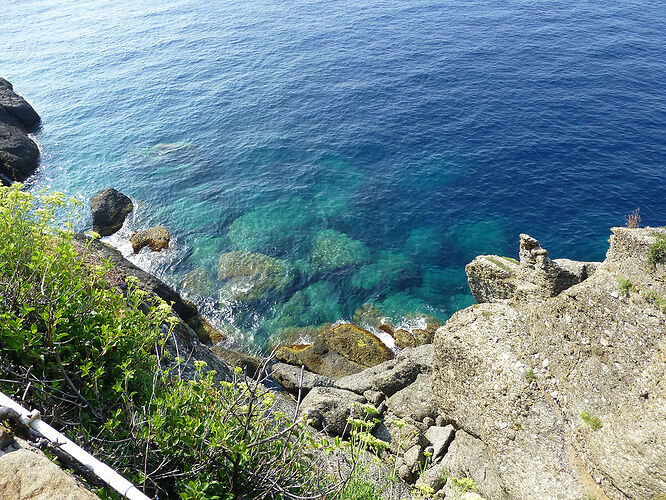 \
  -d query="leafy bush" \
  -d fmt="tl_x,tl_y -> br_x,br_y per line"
0,185 -> 341,499
616,276 -> 634,294
648,233 -> 666,268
